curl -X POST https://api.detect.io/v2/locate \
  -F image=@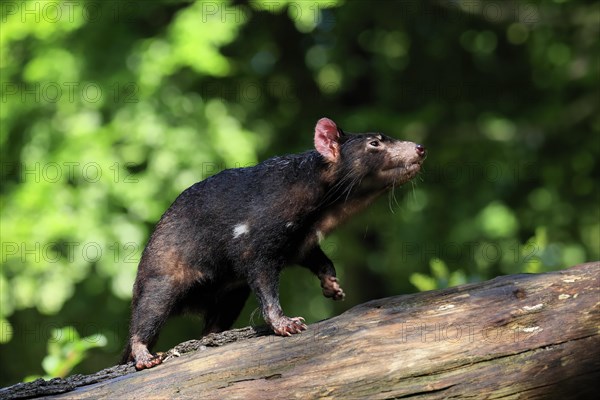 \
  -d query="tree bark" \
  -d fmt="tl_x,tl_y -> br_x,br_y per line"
2,262 -> 598,399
